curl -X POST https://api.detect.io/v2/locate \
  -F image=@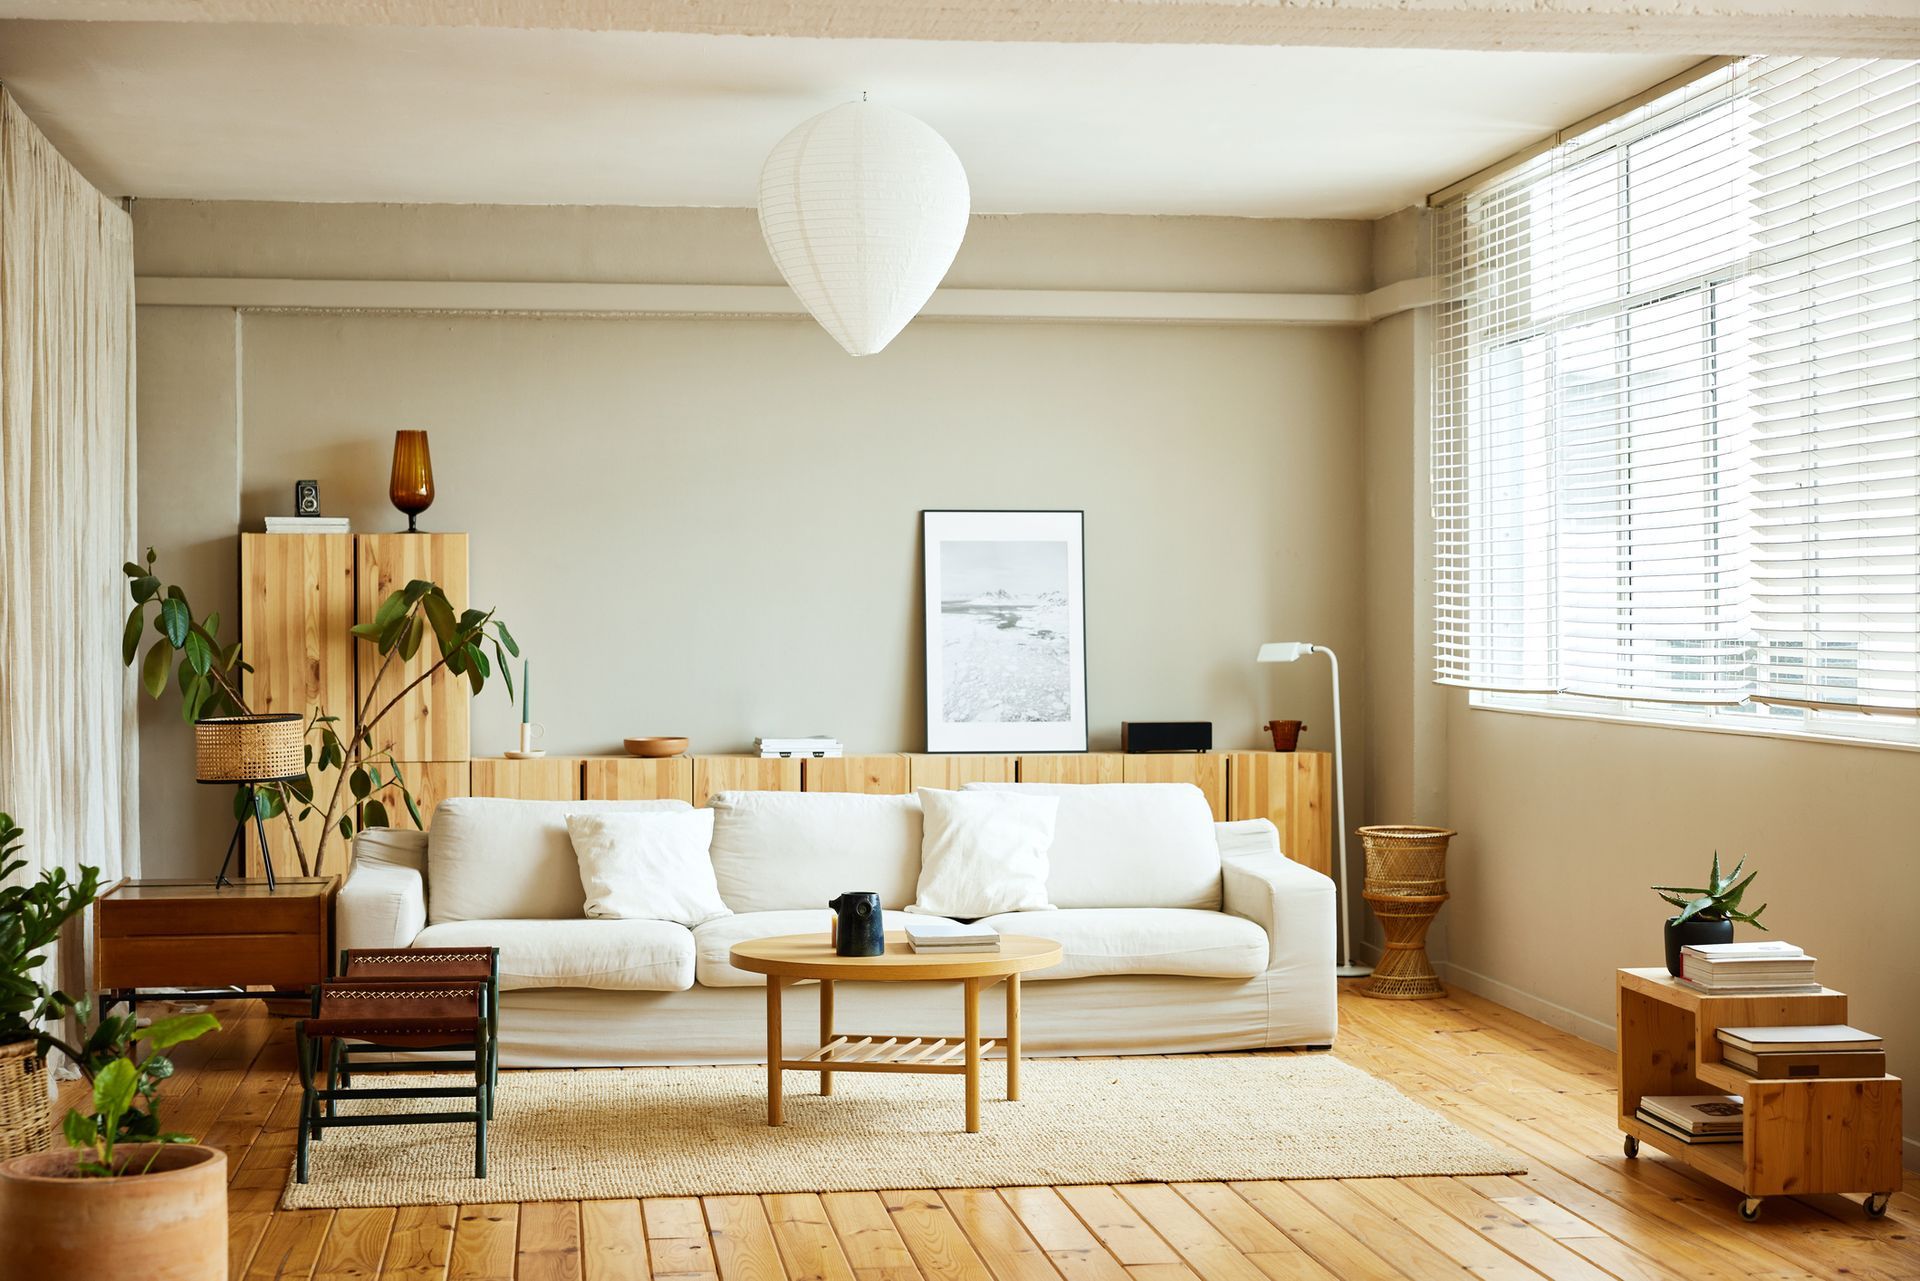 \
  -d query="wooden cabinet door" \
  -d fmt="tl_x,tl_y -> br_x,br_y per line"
471,757 -> 582,801
1226,751 -> 1332,875
693,756 -> 801,806
583,757 -> 696,802
355,533 -> 470,762
801,755 -> 910,794
1121,753 -> 1227,819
